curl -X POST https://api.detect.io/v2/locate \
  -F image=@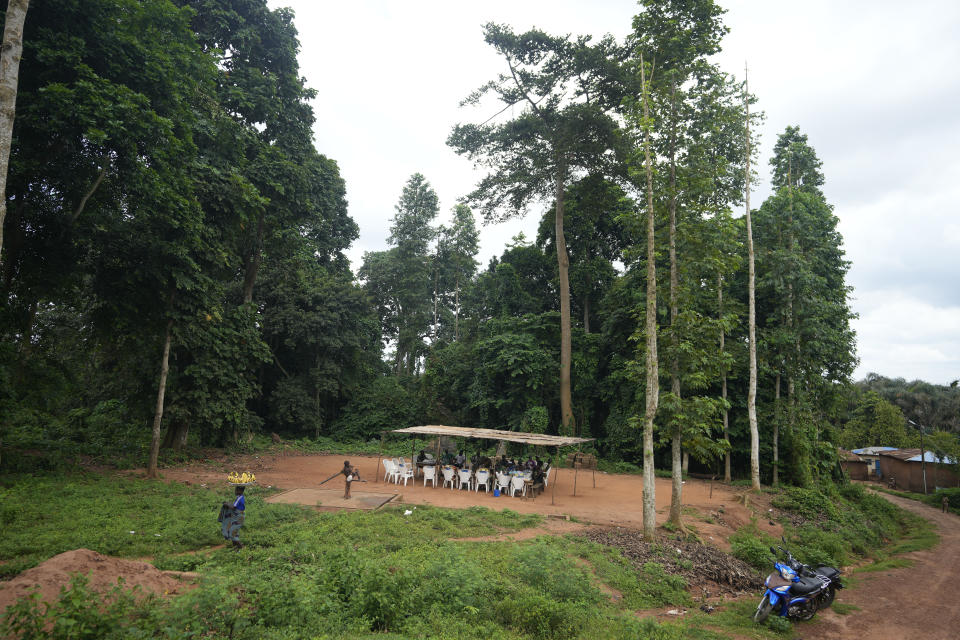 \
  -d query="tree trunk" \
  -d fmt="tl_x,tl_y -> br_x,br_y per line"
668,87 -> 682,527
786,160 -> 796,439
773,373 -> 781,485
147,317 -> 174,479
454,275 -> 460,341
241,211 -> 265,303
315,384 -> 321,440
432,257 -> 439,341
160,418 -> 189,451
555,159 -> 575,436
720,274 -> 730,482
0,0 -> 29,258
744,65 -> 761,492
640,53 -> 658,540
